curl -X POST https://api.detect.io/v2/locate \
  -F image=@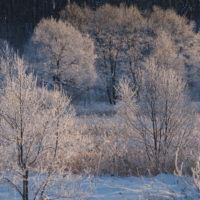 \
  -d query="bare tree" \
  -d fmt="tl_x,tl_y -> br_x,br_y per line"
25,18 -> 97,99
117,60 -> 195,172
0,53 -> 91,200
